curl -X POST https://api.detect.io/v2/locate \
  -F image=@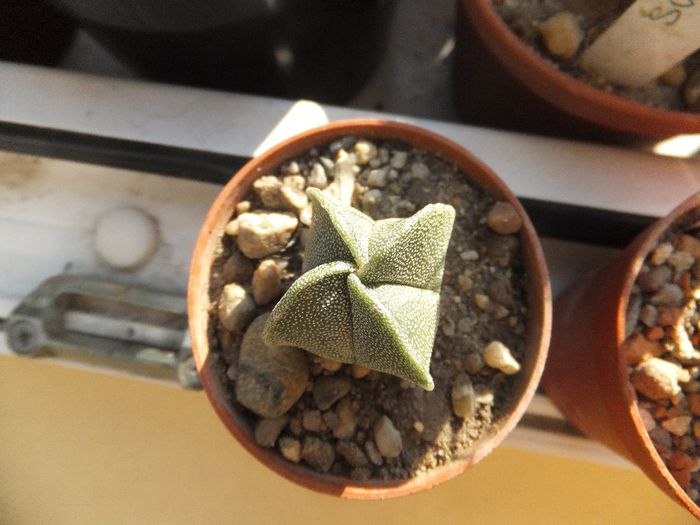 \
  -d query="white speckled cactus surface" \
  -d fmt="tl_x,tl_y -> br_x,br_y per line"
263,187 -> 455,390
